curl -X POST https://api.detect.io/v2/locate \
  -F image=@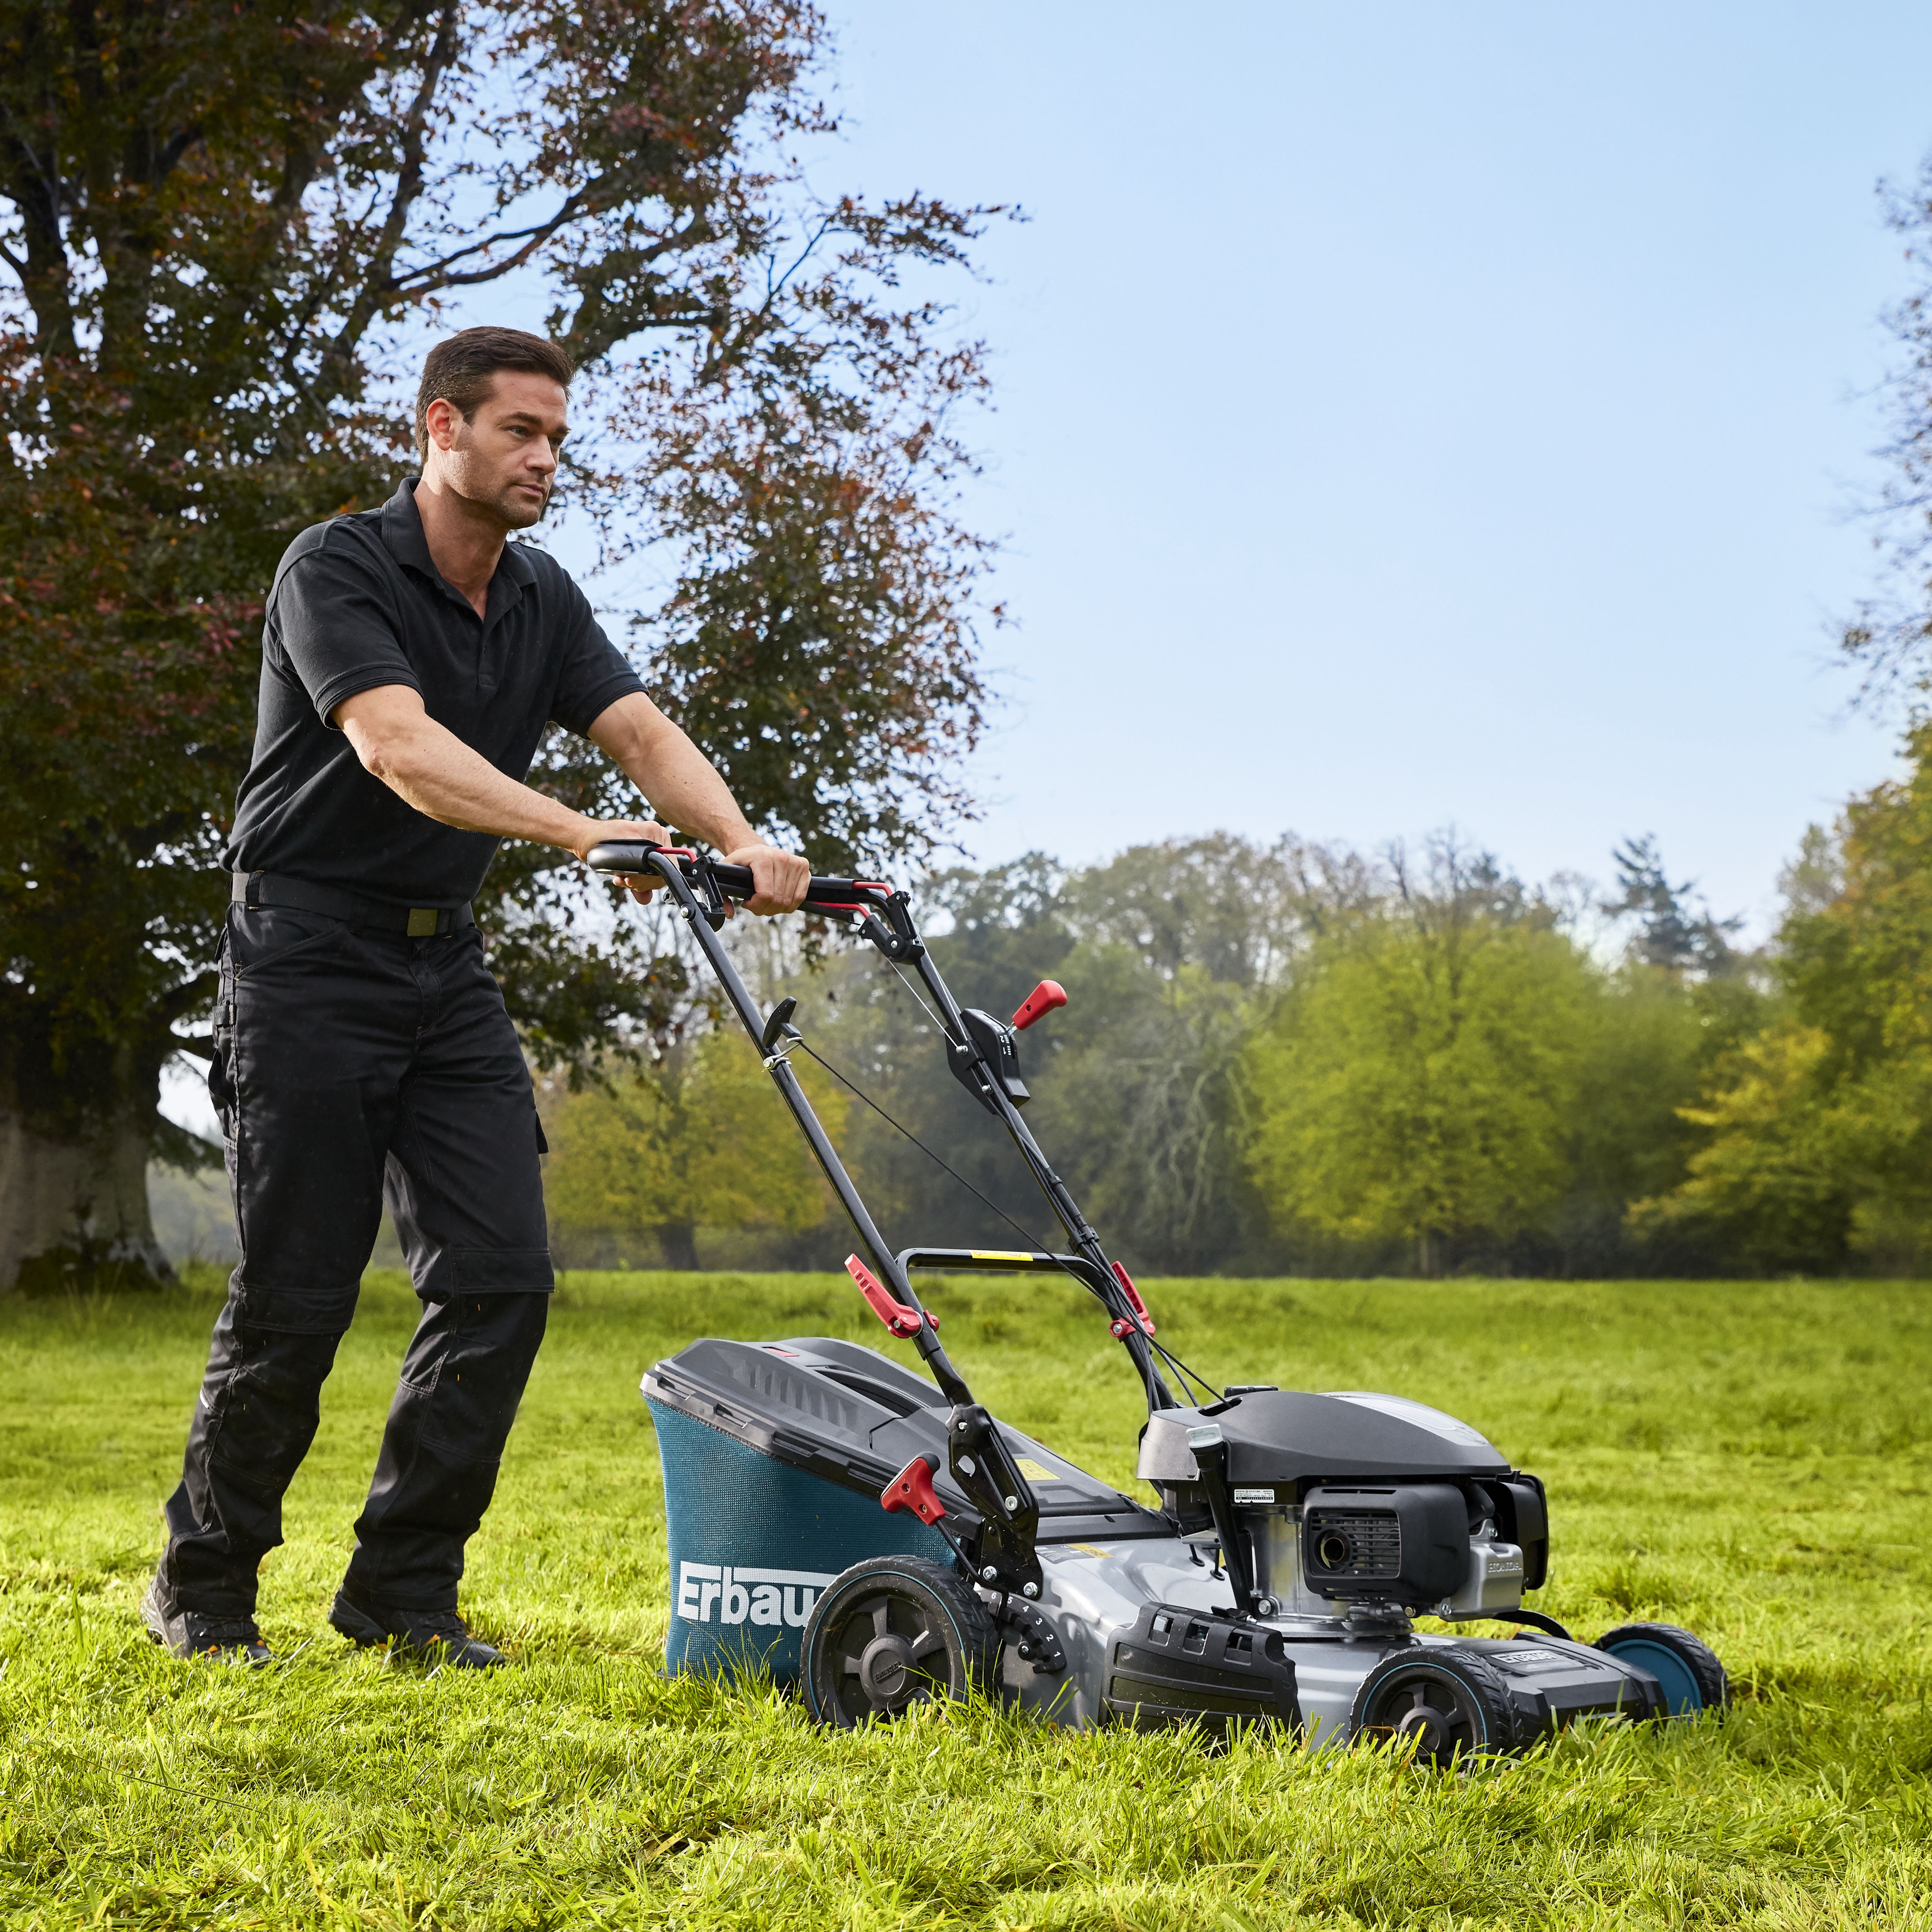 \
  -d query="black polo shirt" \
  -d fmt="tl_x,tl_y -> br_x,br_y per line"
224,480 -> 645,908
